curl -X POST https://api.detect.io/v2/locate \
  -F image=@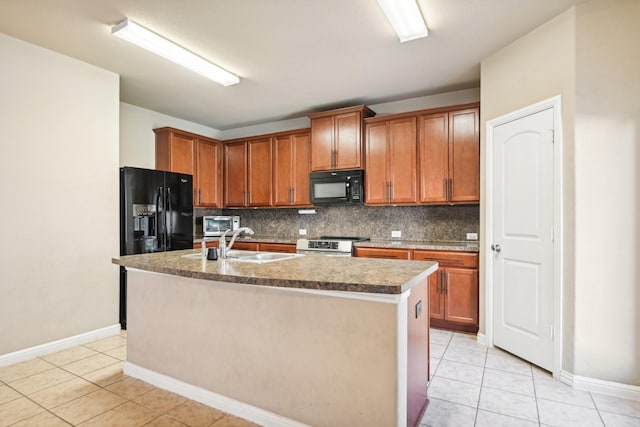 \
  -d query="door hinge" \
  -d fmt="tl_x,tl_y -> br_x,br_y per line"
550,325 -> 554,340
551,226 -> 555,242
548,129 -> 555,144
